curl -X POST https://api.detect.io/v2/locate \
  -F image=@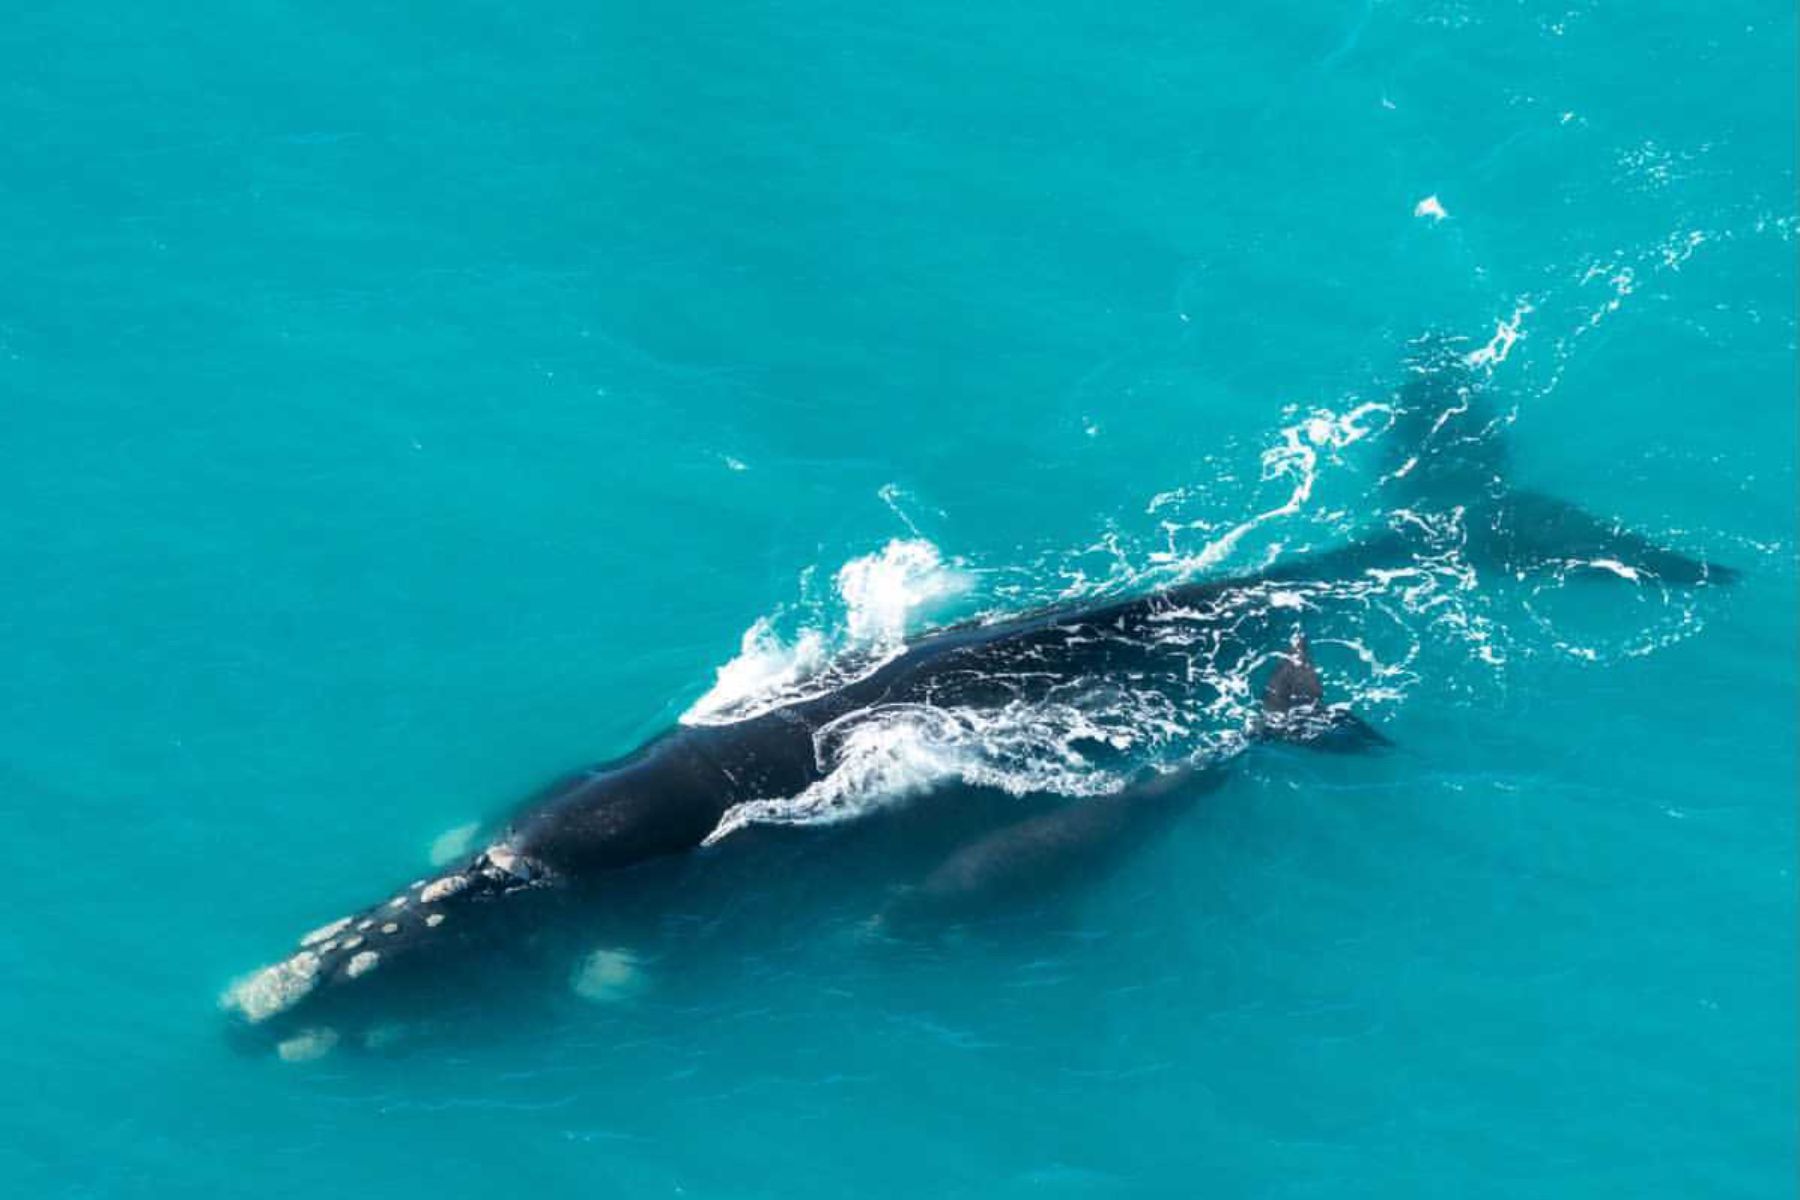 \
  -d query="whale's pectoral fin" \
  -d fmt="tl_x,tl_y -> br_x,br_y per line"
1255,633 -> 1392,753
1482,489 -> 1740,585
571,946 -> 650,1004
